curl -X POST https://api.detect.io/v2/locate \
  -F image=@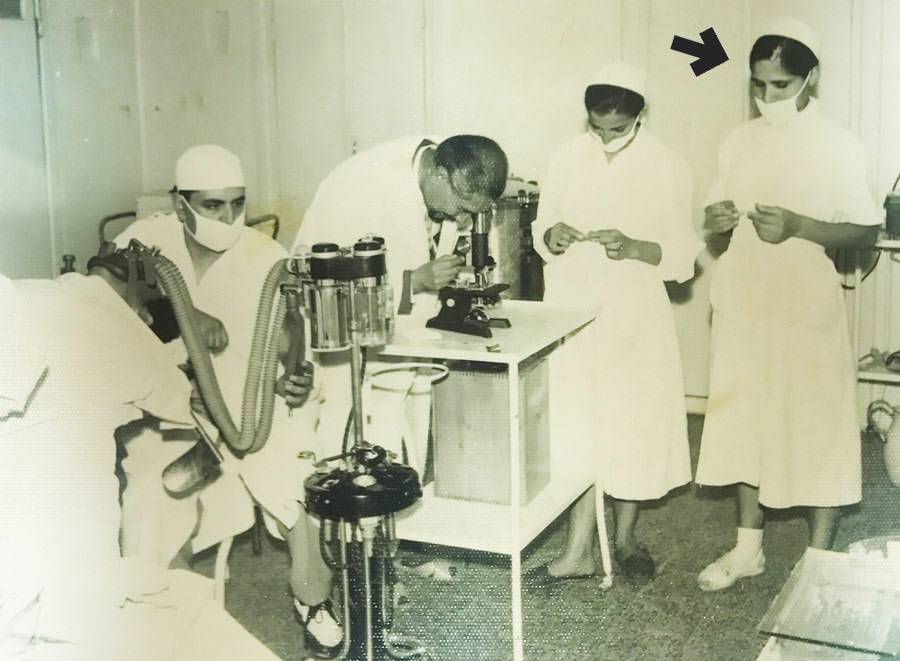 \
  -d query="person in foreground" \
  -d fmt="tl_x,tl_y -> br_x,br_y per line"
0,251 -> 279,660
